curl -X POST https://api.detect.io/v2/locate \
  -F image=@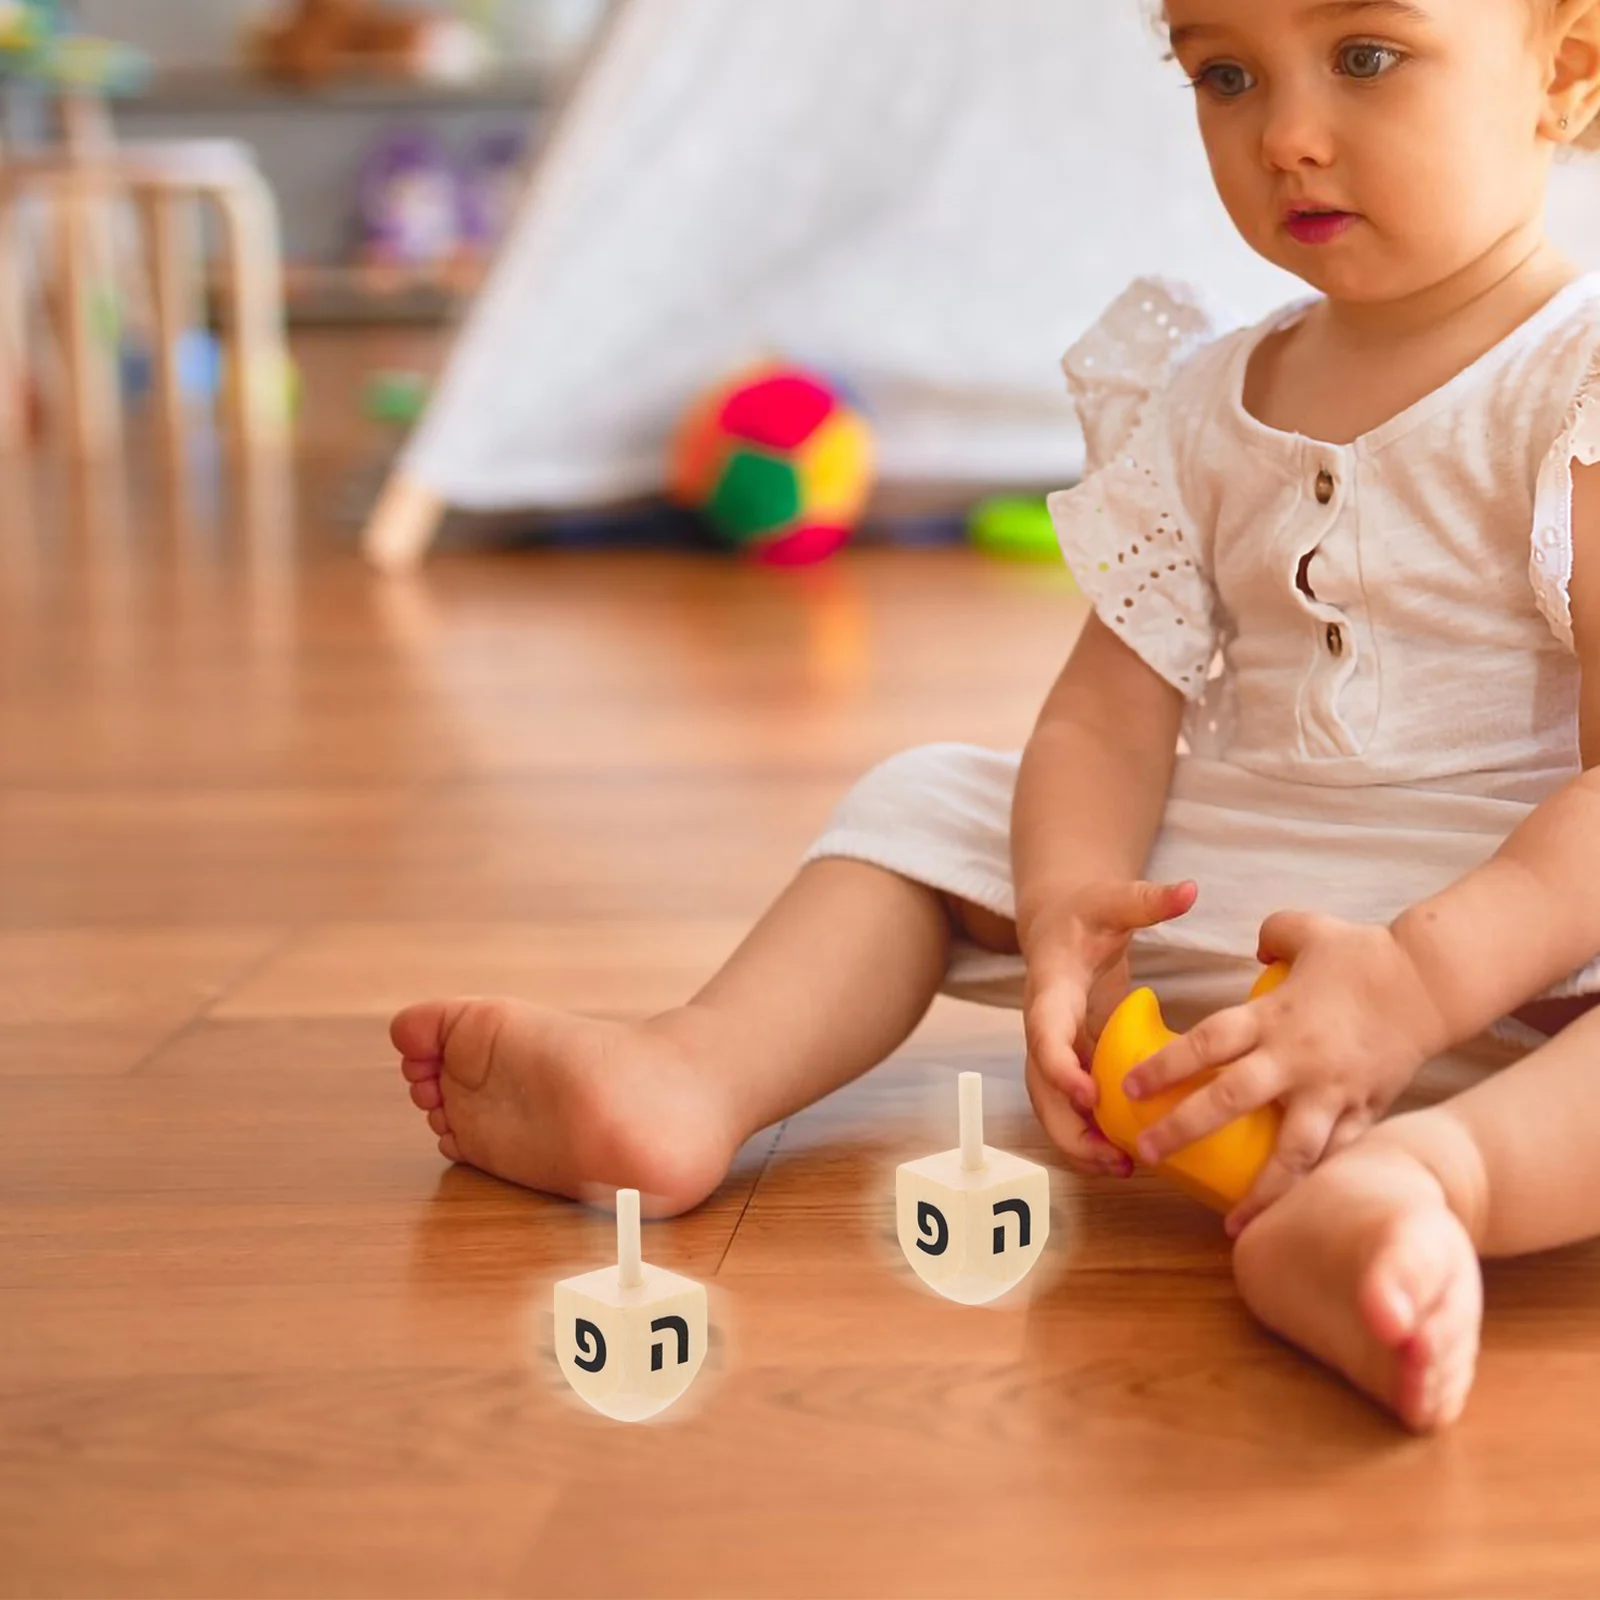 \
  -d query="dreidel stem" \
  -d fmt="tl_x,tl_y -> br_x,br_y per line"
616,1188 -> 644,1290
959,1071 -> 986,1172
